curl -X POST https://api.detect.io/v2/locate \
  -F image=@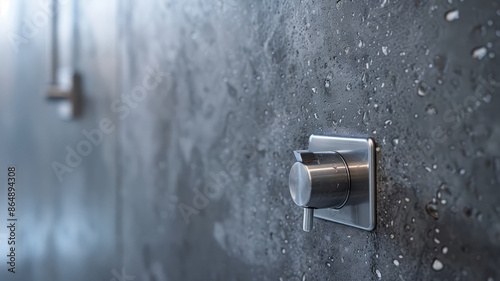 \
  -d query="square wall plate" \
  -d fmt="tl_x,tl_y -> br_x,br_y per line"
308,135 -> 376,231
